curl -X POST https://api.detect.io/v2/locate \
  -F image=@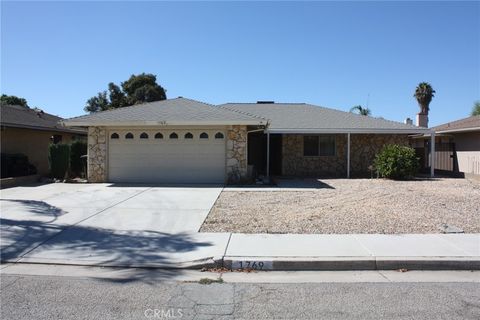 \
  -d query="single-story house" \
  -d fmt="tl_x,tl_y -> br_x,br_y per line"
426,116 -> 479,178
1,104 -> 87,176
63,97 -> 432,184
